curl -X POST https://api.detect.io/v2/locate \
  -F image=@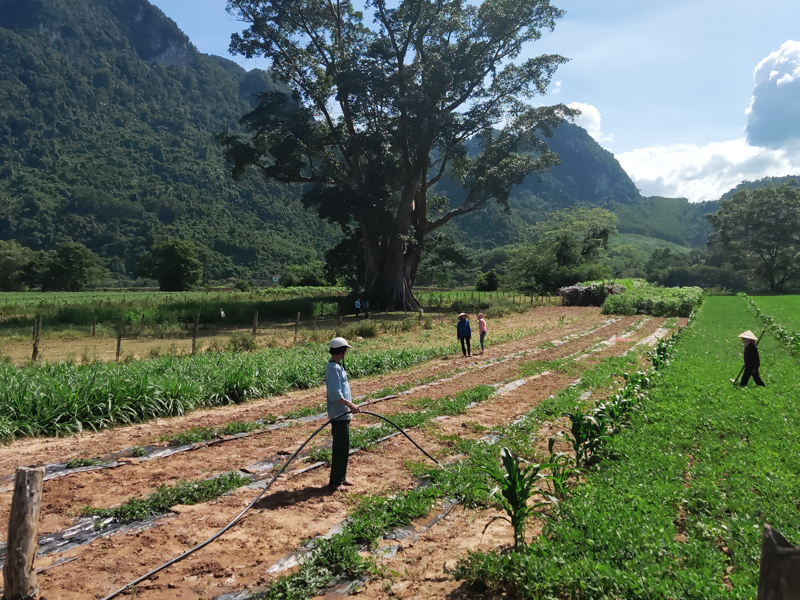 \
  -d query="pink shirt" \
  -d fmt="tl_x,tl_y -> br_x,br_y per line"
478,318 -> 487,333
